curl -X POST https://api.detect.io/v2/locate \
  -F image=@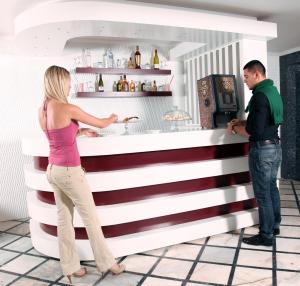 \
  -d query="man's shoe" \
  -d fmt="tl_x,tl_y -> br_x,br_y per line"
273,228 -> 280,236
242,234 -> 273,246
